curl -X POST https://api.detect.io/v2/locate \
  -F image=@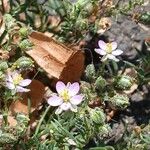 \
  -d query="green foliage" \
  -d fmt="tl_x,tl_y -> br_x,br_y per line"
12,56 -> 34,70
114,75 -> 133,90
